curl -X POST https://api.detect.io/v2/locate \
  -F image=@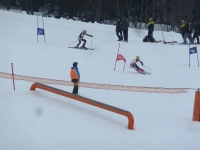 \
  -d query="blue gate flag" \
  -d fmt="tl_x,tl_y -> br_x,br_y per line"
37,28 -> 45,35
189,47 -> 197,54
189,45 -> 199,67
37,16 -> 46,43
